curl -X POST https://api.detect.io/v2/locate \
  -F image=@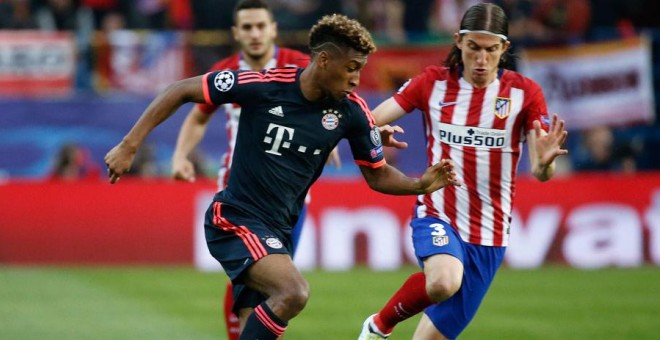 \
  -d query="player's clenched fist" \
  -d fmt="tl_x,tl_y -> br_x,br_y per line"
172,156 -> 196,182
104,141 -> 137,184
